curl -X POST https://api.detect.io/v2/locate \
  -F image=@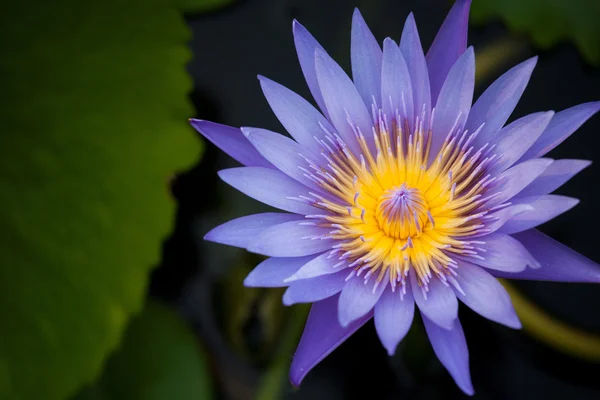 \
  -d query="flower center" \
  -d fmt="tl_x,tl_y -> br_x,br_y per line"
301,108 -> 497,290
376,184 -> 429,239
